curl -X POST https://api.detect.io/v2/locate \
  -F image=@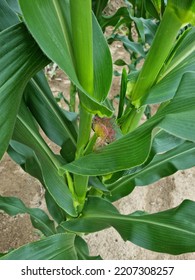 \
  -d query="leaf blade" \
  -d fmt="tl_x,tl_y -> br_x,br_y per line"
62,197 -> 195,255
19,0 -> 113,115
61,72 -> 195,176
0,234 -> 77,260
0,196 -> 55,236
0,23 -> 49,160
107,141 -> 195,201
11,101 -> 77,217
